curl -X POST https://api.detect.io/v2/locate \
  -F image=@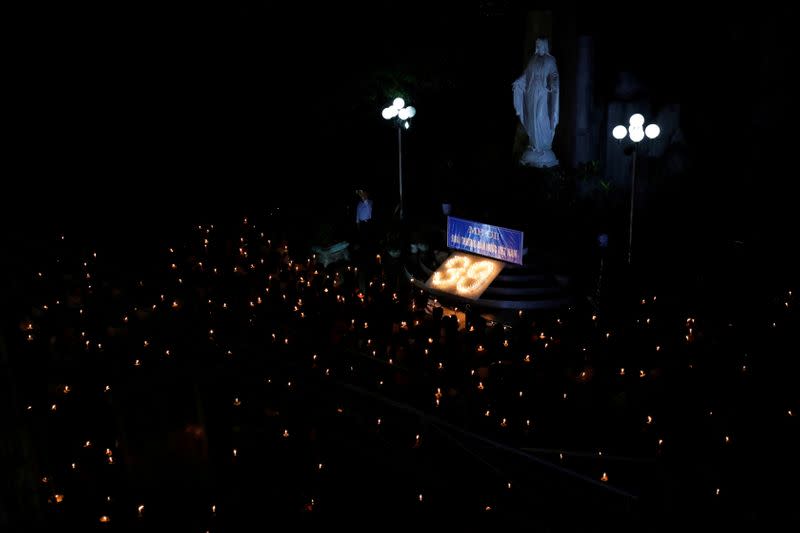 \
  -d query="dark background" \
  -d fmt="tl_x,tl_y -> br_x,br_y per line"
4,1 -> 798,268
